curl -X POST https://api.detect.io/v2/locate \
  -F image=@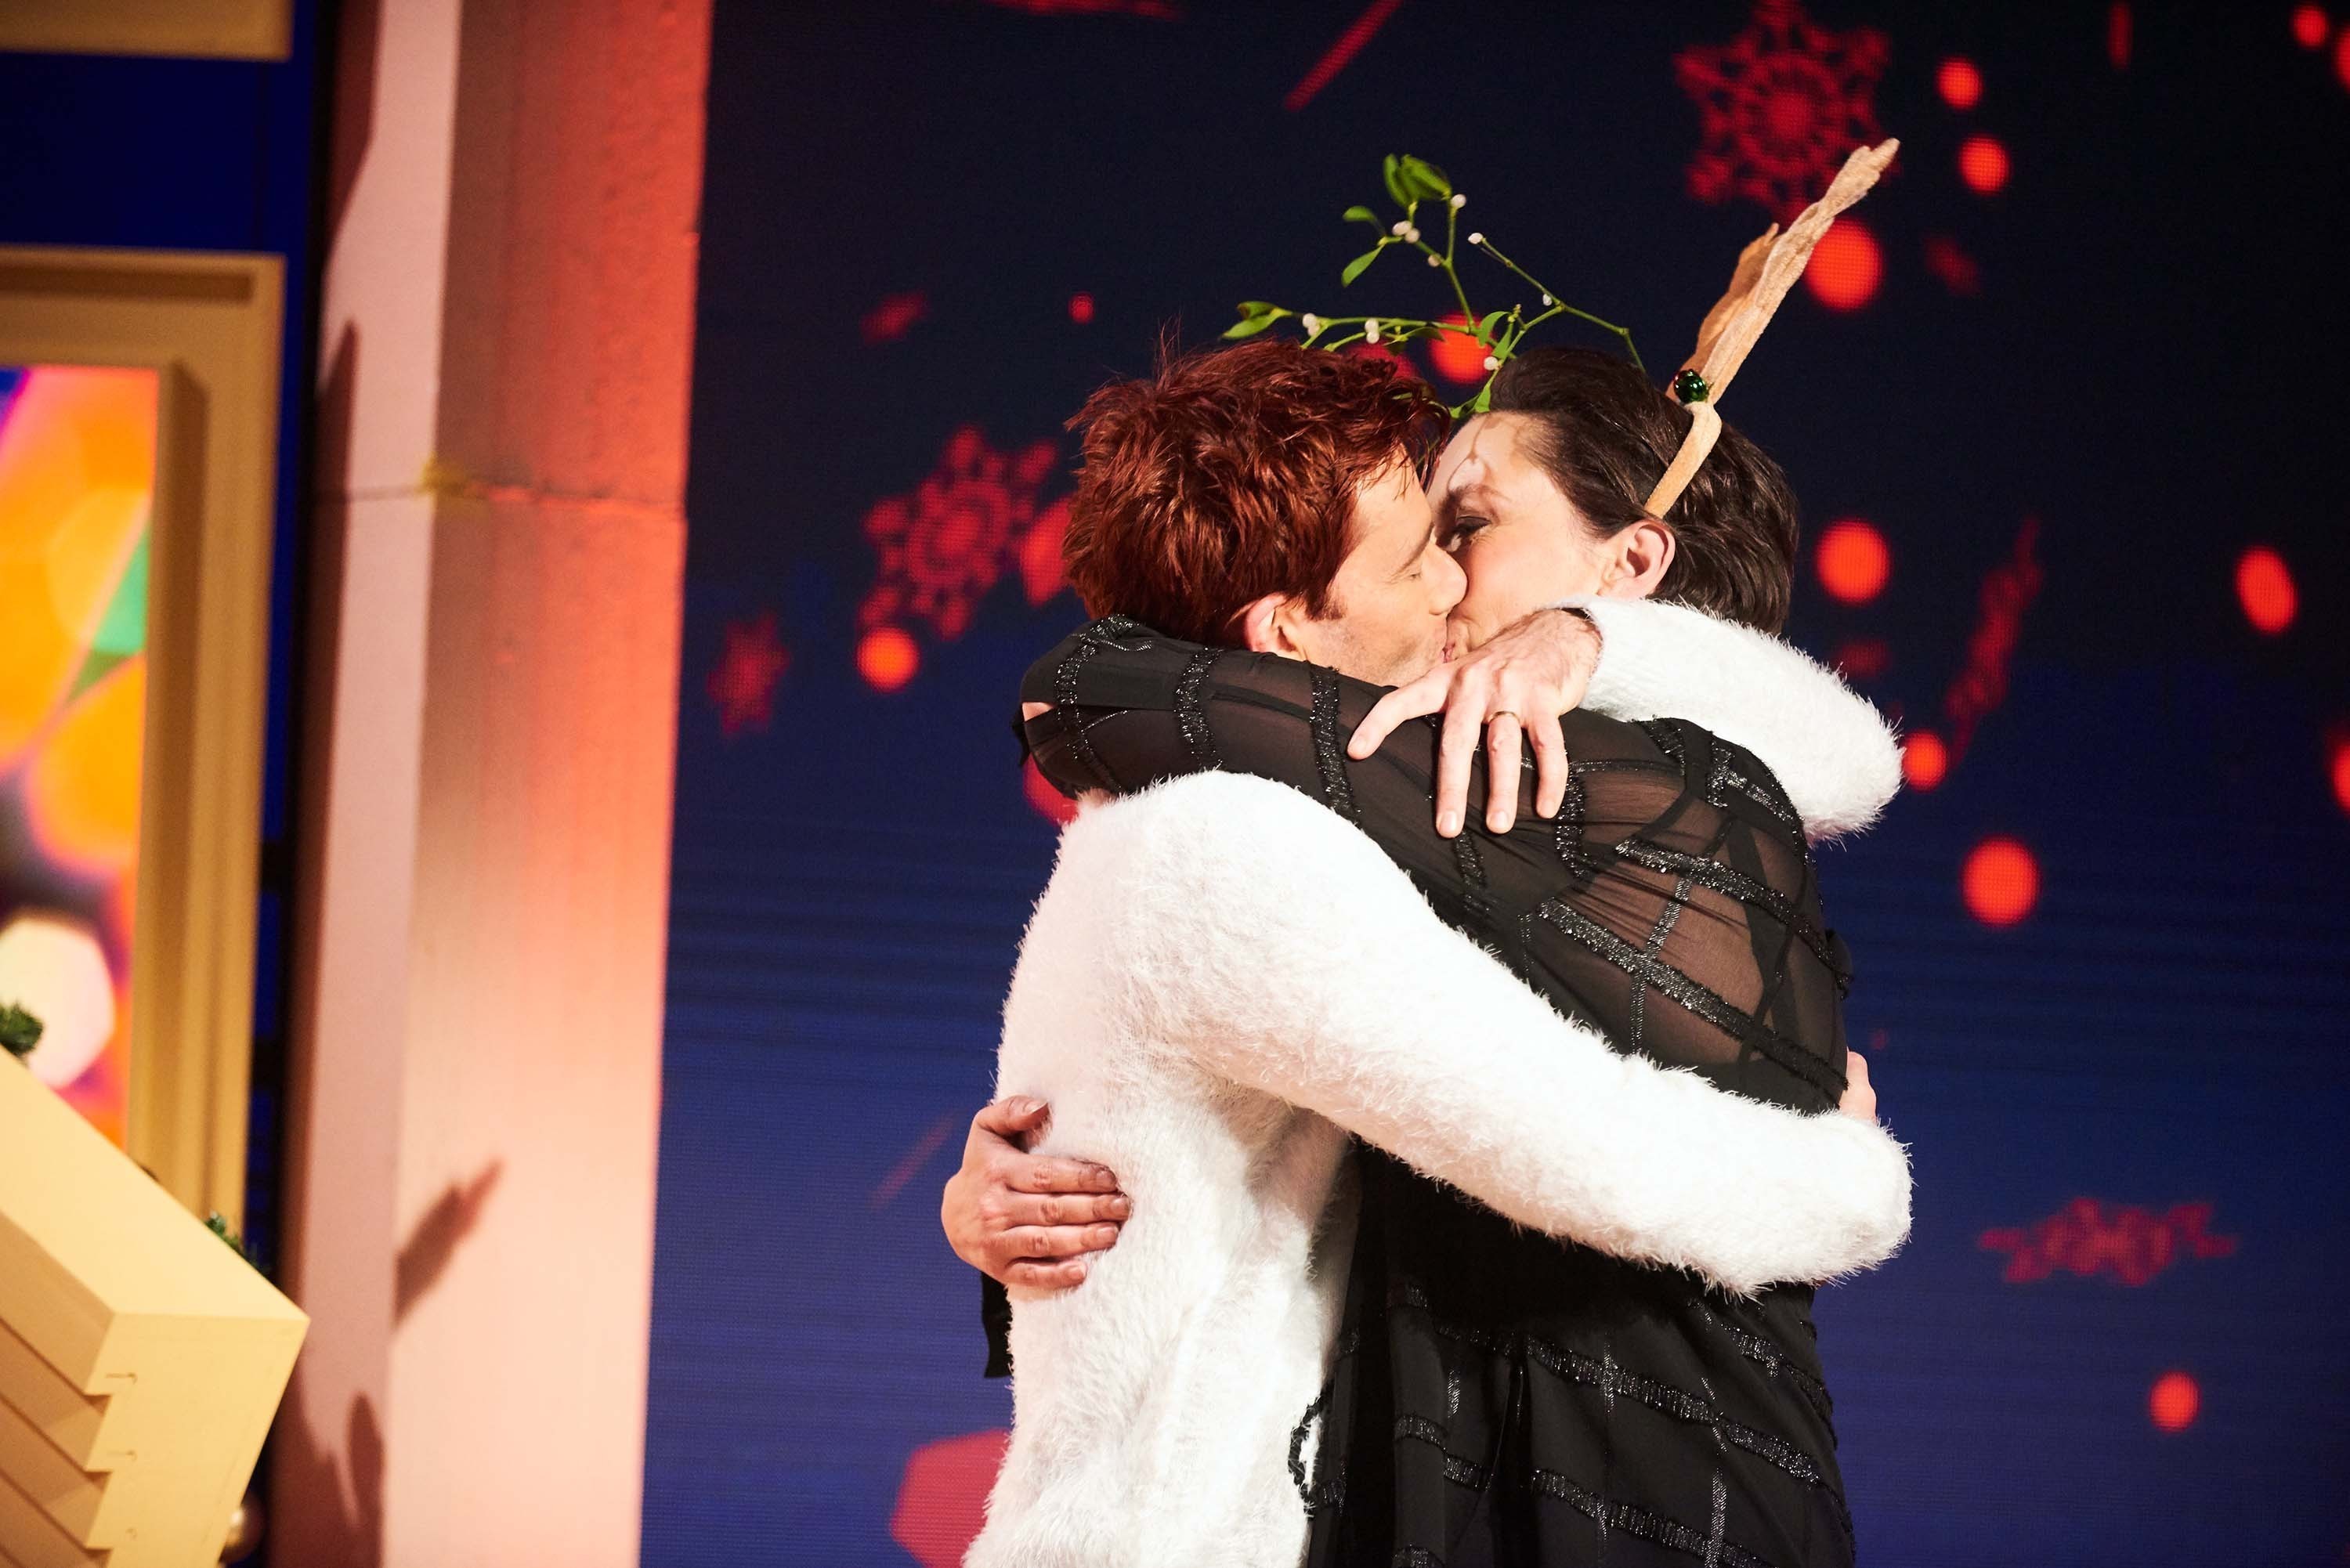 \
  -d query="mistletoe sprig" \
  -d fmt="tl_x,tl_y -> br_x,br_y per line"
1224,154 -> 1643,417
